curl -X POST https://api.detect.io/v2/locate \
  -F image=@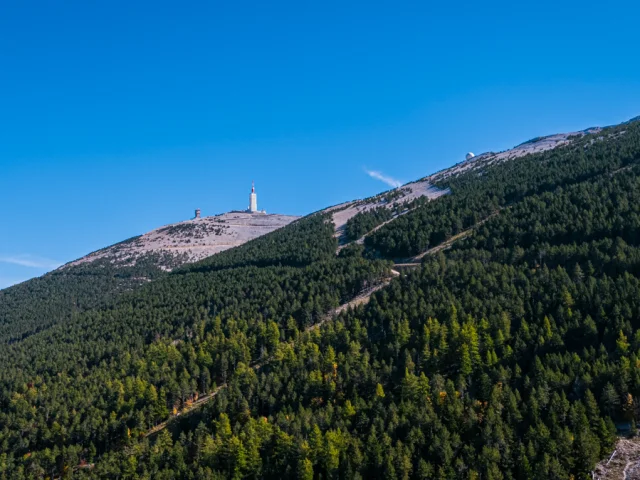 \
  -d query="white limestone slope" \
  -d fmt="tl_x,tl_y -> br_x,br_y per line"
62,212 -> 299,271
